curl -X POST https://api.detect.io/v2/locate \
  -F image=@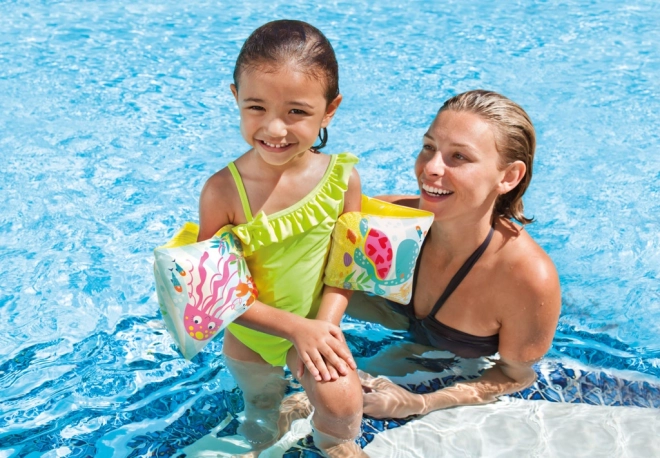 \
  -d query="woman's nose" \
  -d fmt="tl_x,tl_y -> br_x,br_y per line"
424,152 -> 446,176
